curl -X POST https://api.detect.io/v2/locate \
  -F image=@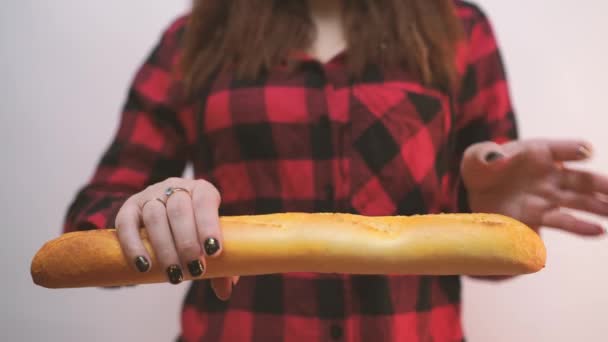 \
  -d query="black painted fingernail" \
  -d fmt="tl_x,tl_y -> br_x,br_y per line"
134,256 -> 150,273
485,151 -> 504,162
187,260 -> 204,277
204,238 -> 220,256
578,145 -> 593,158
167,265 -> 183,284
